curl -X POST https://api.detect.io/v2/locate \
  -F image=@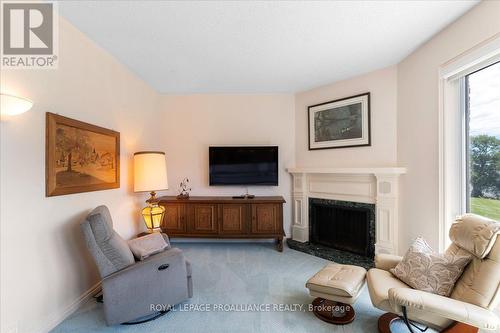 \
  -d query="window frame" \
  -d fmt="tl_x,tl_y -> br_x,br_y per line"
464,75 -> 471,213
438,36 -> 500,252
463,61 -> 500,215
